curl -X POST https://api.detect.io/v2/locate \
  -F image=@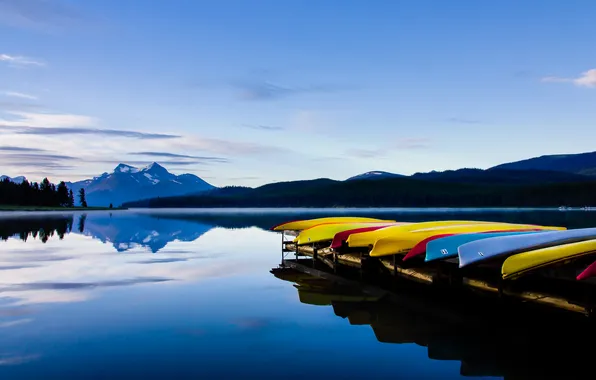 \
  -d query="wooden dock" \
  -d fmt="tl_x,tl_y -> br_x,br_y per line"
281,240 -> 593,316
